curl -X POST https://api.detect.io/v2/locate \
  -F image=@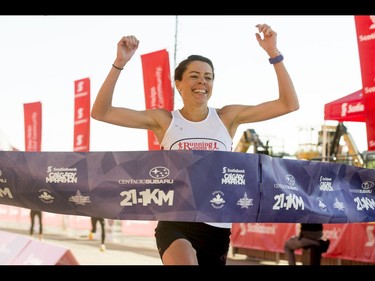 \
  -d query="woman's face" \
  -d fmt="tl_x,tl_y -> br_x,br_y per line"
176,61 -> 213,105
